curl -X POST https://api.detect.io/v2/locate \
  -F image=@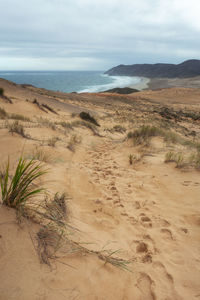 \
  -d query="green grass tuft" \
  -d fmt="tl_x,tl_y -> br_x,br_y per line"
0,157 -> 46,208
